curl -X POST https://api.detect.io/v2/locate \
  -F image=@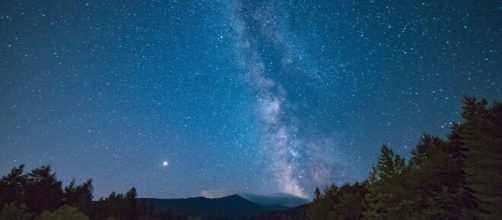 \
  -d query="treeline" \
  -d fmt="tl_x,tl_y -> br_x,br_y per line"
0,165 -> 156,219
307,97 -> 502,219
